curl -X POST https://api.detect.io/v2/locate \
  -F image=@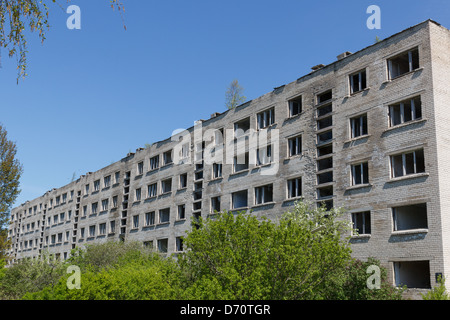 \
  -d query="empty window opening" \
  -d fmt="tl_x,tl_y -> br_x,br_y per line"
91,202 -> 98,214
109,220 -> 116,233
317,171 -> 333,185
161,178 -> 172,193
143,241 -> 153,249
232,190 -> 248,209
178,204 -> 186,220
212,163 -> 222,179
135,188 -> 142,201
390,149 -> 425,178
163,150 -> 173,165
159,208 -> 170,224
349,70 -> 367,94
288,135 -> 302,157
317,157 -> 333,171
255,184 -> 273,205
352,211 -> 371,235
176,237 -> 184,252
157,238 -> 168,253
137,162 -> 144,175
211,196 -> 221,213
351,162 -> 369,185
193,201 -> 202,211
234,117 -> 251,138
289,97 -> 302,117
233,152 -> 249,172
147,183 -> 157,198
350,114 -> 368,138
388,48 -> 419,80
317,116 -> 332,130
287,177 -> 302,199
257,145 -> 272,166
257,107 -> 275,129
150,155 -> 159,170
389,96 -> 422,127
145,211 -> 155,226
317,90 -> 332,104
317,199 -> 333,211
194,171 -> 203,181
133,215 -> 139,229
394,261 -> 431,289
194,141 -> 205,162
193,190 -> 202,201
317,185 -> 333,200
215,128 -> 224,146
101,199 -> 109,211
94,180 -> 100,192
317,130 -> 333,144
194,181 -> 203,192
392,203 -> 427,231
89,225 -> 96,237
179,173 -> 187,189
179,143 -> 190,160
